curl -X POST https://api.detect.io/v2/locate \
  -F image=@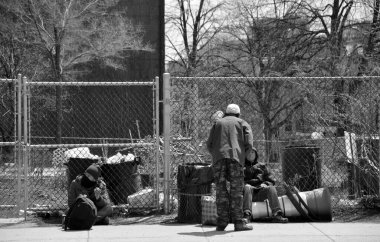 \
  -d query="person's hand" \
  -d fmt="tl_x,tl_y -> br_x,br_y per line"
260,183 -> 268,188
94,187 -> 101,200
98,180 -> 106,189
